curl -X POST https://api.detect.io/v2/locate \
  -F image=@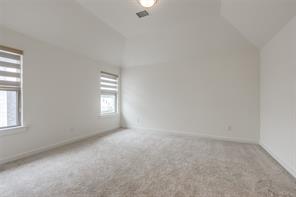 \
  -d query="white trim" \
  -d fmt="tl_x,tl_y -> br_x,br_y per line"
125,126 -> 258,144
98,113 -> 120,118
0,128 -> 120,166
260,142 -> 296,178
0,125 -> 28,137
